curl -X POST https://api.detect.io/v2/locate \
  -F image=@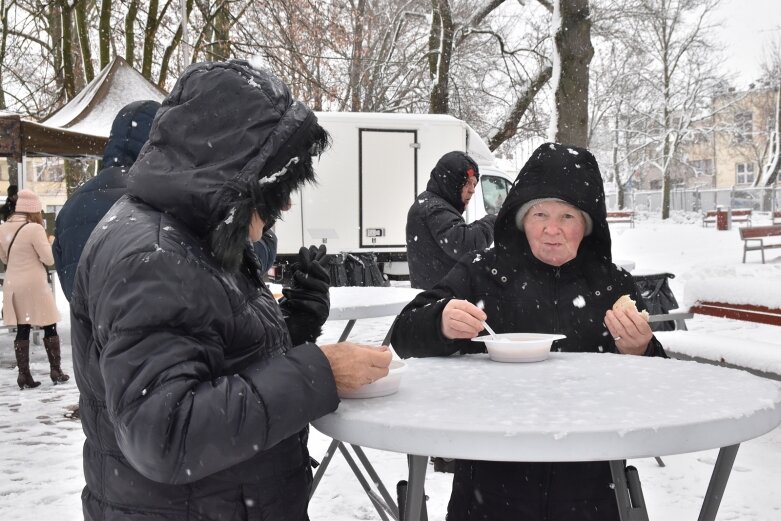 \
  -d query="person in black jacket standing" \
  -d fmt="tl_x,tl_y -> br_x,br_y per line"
0,184 -> 18,222
391,142 -> 666,521
406,151 -> 497,290
69,60 -> 391,521
53,100 -> 161,302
